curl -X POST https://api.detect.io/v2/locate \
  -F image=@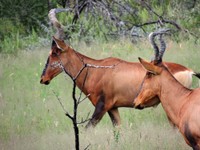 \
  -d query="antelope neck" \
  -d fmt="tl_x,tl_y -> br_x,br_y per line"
56,48 -> 88,81
159,70 -> 191,126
